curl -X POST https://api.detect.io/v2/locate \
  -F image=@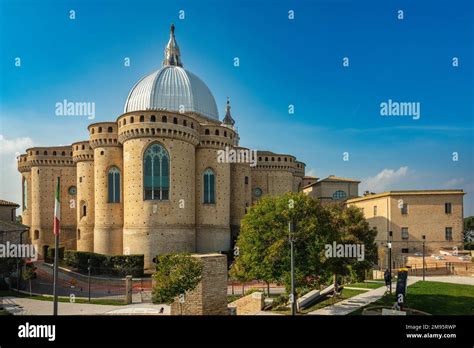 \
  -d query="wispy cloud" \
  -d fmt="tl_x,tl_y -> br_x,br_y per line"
360,166 -> 409,193
0,134 -> 34,155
